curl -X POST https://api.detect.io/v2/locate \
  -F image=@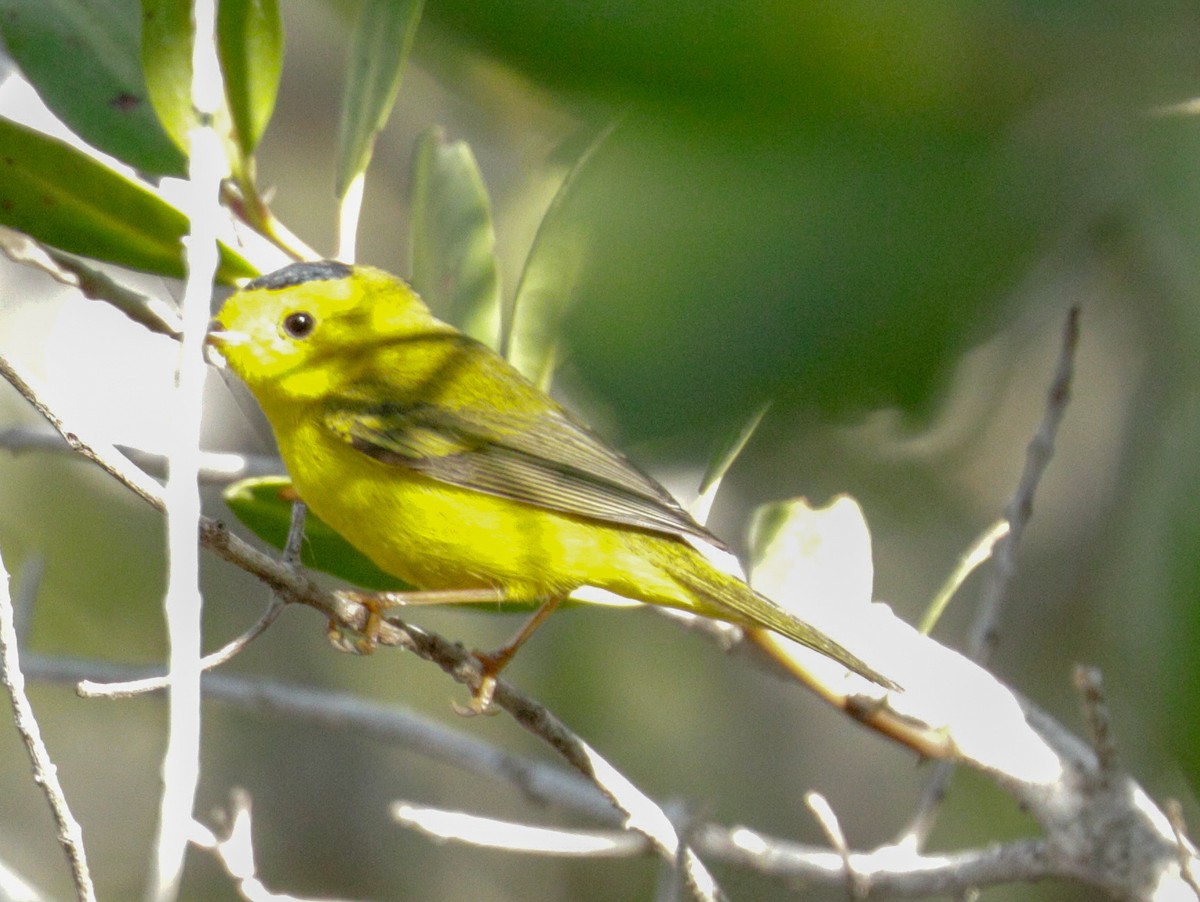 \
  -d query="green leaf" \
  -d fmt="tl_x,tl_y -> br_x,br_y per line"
223,476 -> 411,592
139,0 -> 195,152
692,402 -> 770,526
409,127 -> 501,348
0,0 -> 186,175
335,0 -> 424,198
0,117 -> 256,282
217,0 -> 283,158
505,117 -> 620,388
